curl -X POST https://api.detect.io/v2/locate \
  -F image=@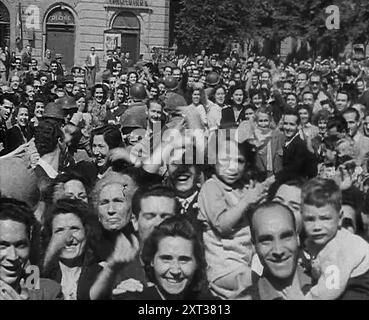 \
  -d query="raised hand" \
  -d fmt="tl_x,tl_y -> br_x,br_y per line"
112,278 -> 144,295
106,233 -> 140,271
